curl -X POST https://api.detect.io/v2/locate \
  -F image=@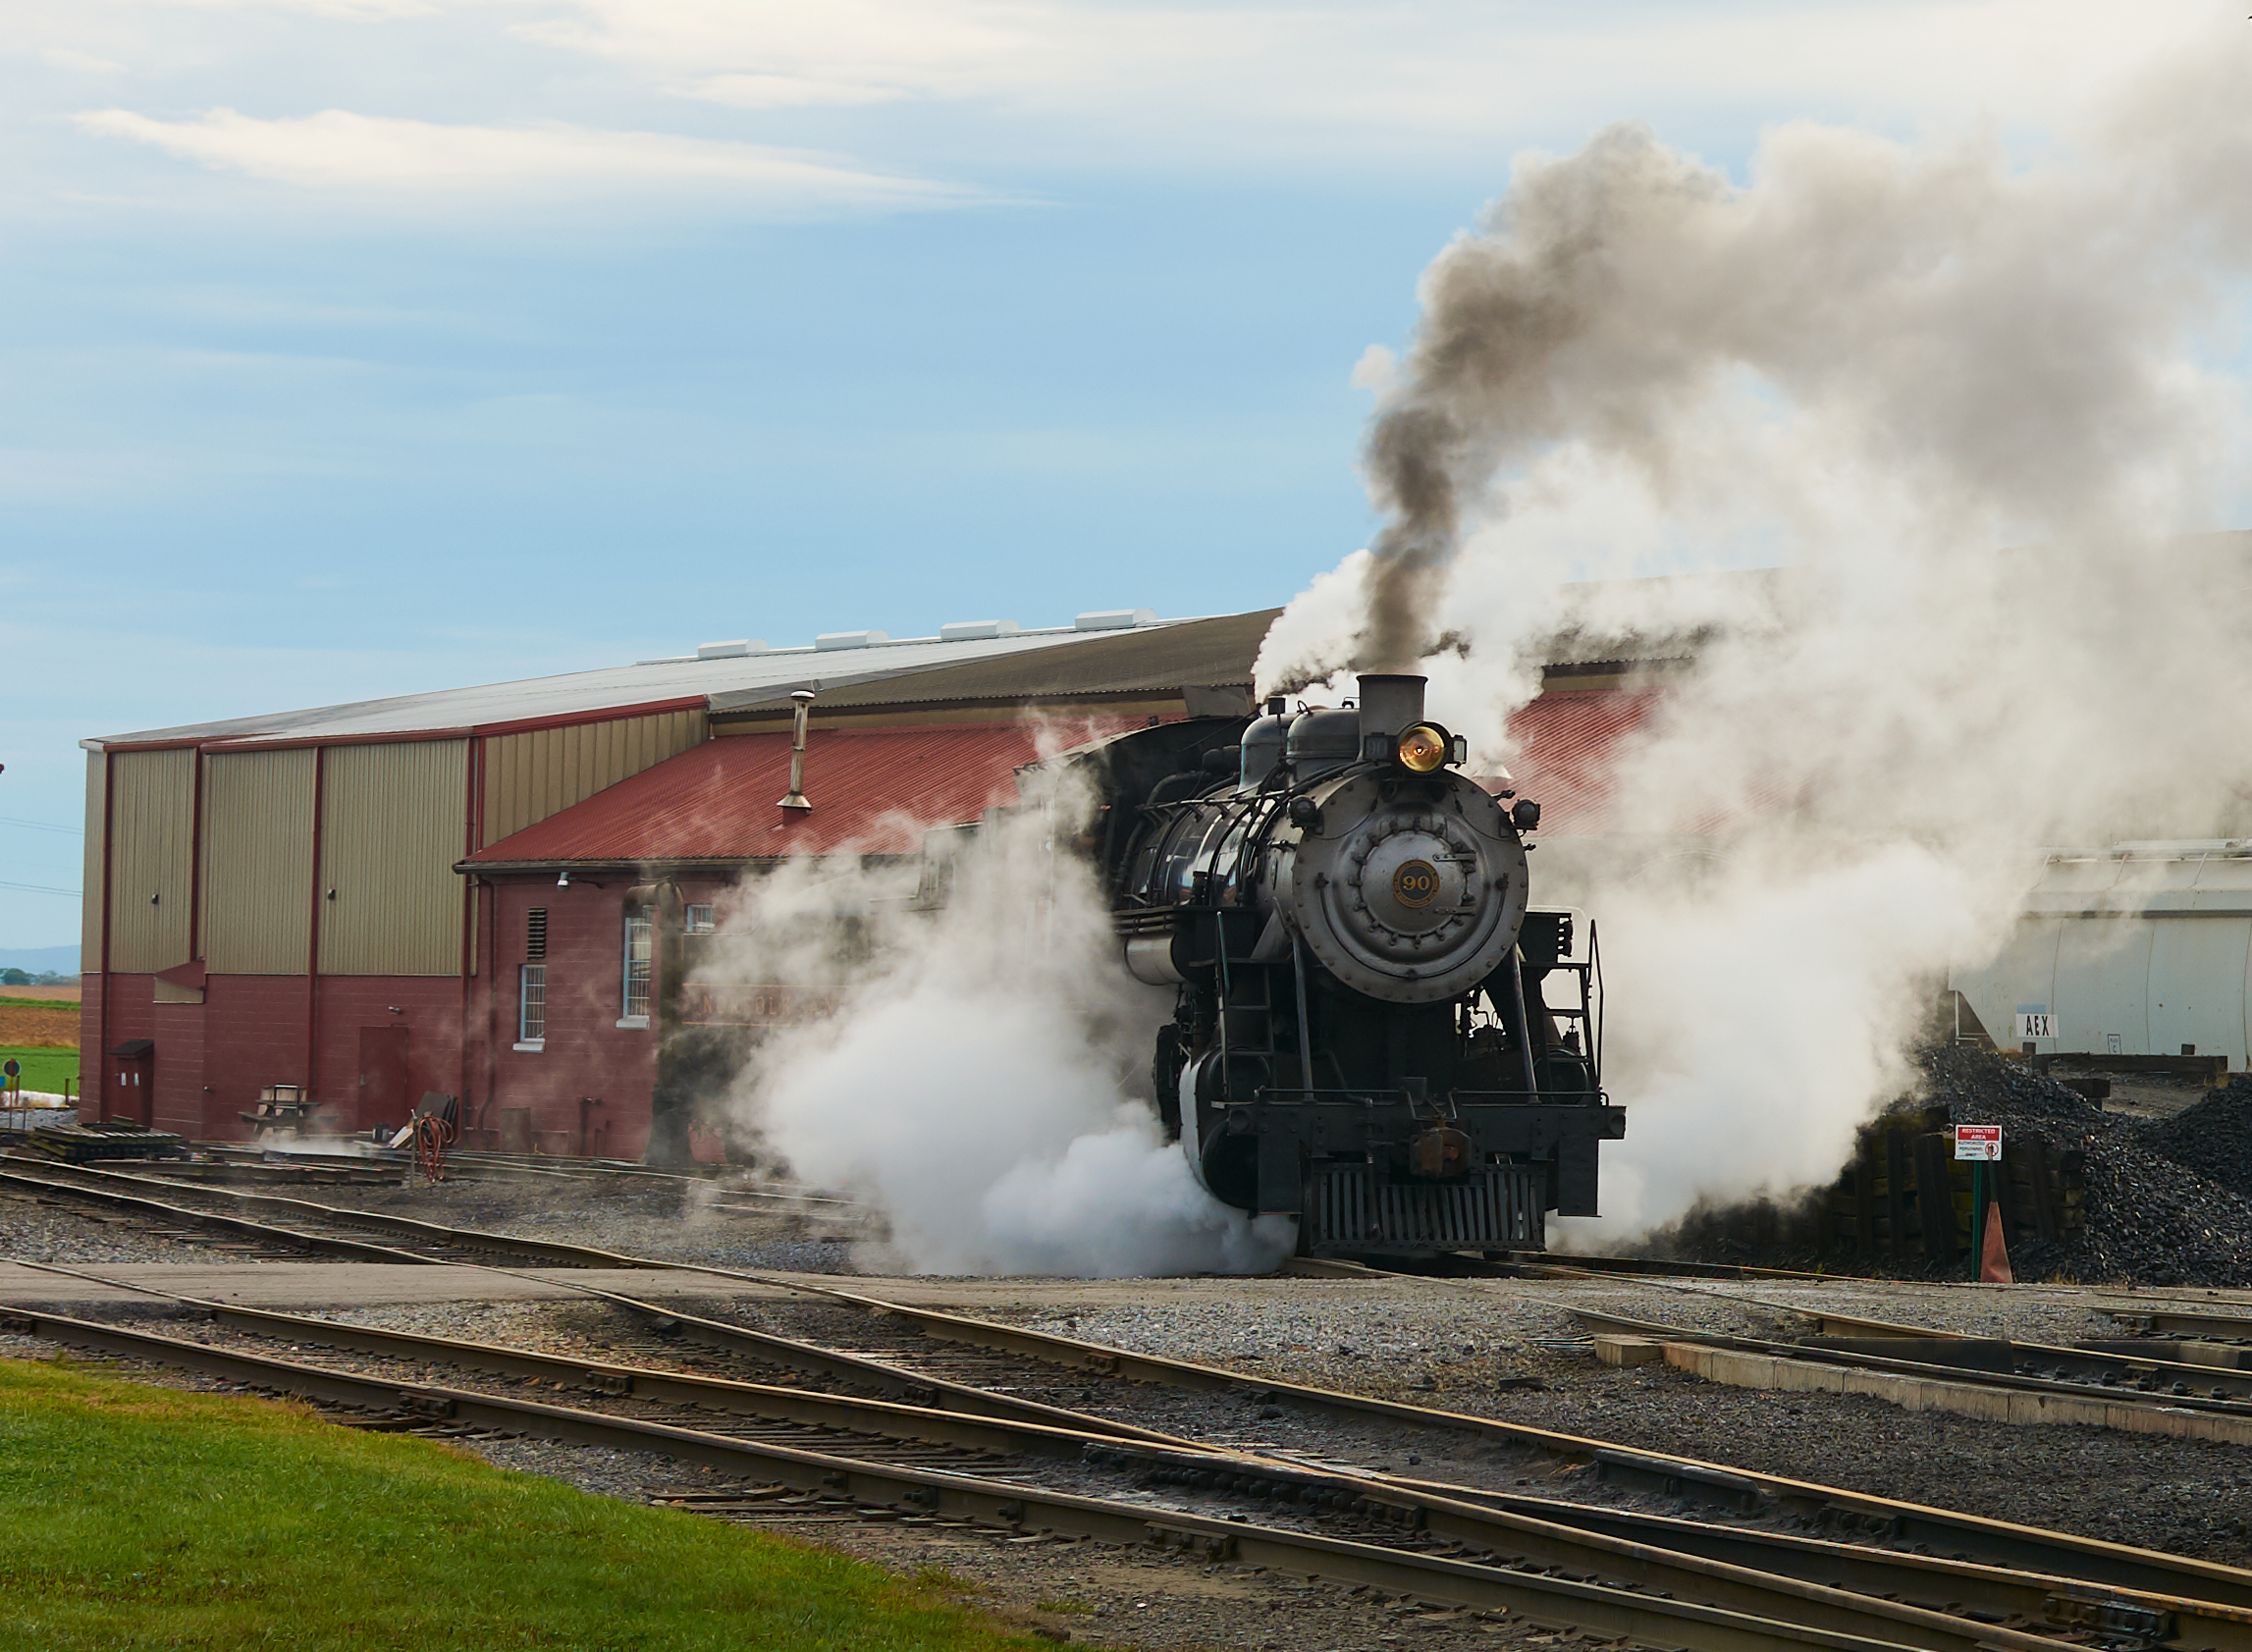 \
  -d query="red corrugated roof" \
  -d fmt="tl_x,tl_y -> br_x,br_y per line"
466,719 -> 1139,865
1501,688 -> 1667,832
466,690 -> 1672,869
